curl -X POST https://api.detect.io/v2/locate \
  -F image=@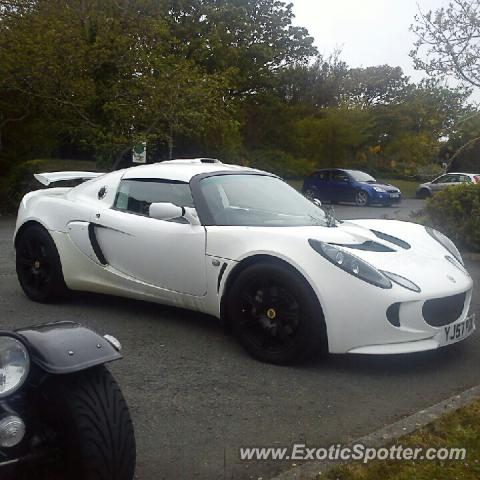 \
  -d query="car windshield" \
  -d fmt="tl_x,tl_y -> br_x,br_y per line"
197,174 -> 331,227
348,170 -> 376,183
